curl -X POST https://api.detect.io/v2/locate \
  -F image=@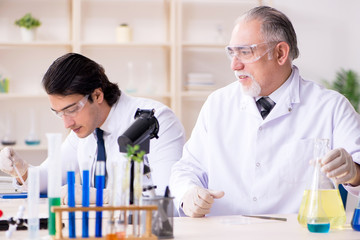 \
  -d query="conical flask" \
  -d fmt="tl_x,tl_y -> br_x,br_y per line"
351,194 -> 360,231
306,155 -> 330,233
297,138 -> 346,229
